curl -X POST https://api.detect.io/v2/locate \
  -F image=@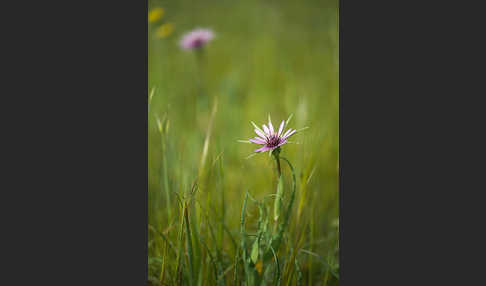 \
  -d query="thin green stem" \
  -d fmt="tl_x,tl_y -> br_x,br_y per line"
184,202 -> 195,286
265,156 -> 297,261
240,191 -> 255,286
272,148 -> 282,177
161,133 -> 172,222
